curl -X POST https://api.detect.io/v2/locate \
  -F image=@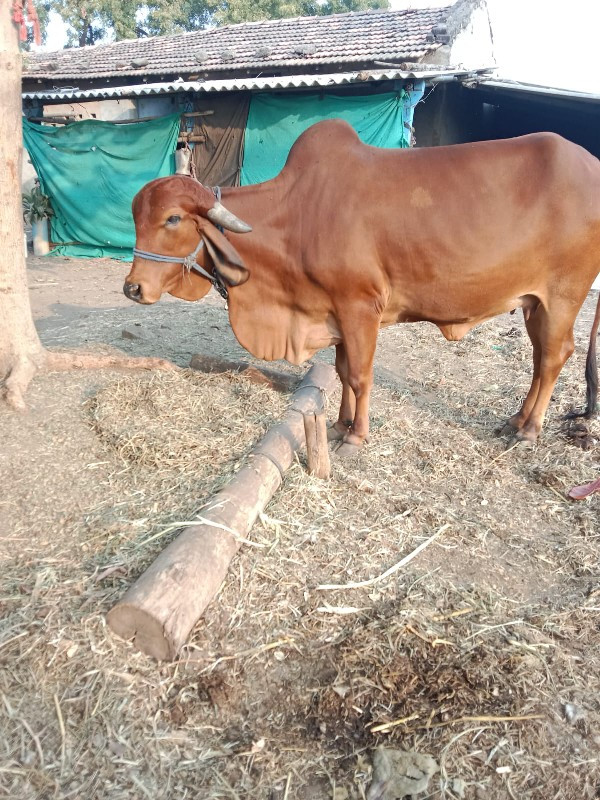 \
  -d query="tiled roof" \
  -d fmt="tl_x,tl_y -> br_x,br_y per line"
24,7 -> 451,81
